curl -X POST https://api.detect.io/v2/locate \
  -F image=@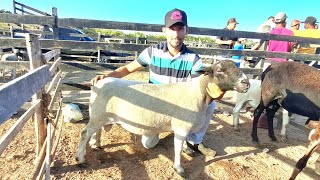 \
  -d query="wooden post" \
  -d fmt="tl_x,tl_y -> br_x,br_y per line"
10,25 -> 13,38
97,49 -> 101,63
97,32 -> 101,62
45,122 -> 51,179
52,7 -> 59,40
25,34 -> 46,157
135,36 -> 138,60
97,32 -> 101,42
13,0 -> 16,14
